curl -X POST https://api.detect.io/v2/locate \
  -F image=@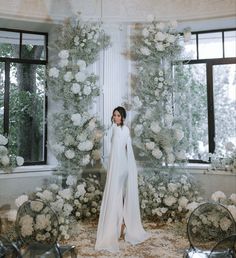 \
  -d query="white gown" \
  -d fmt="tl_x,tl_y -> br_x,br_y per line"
95,124 -> 150,253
